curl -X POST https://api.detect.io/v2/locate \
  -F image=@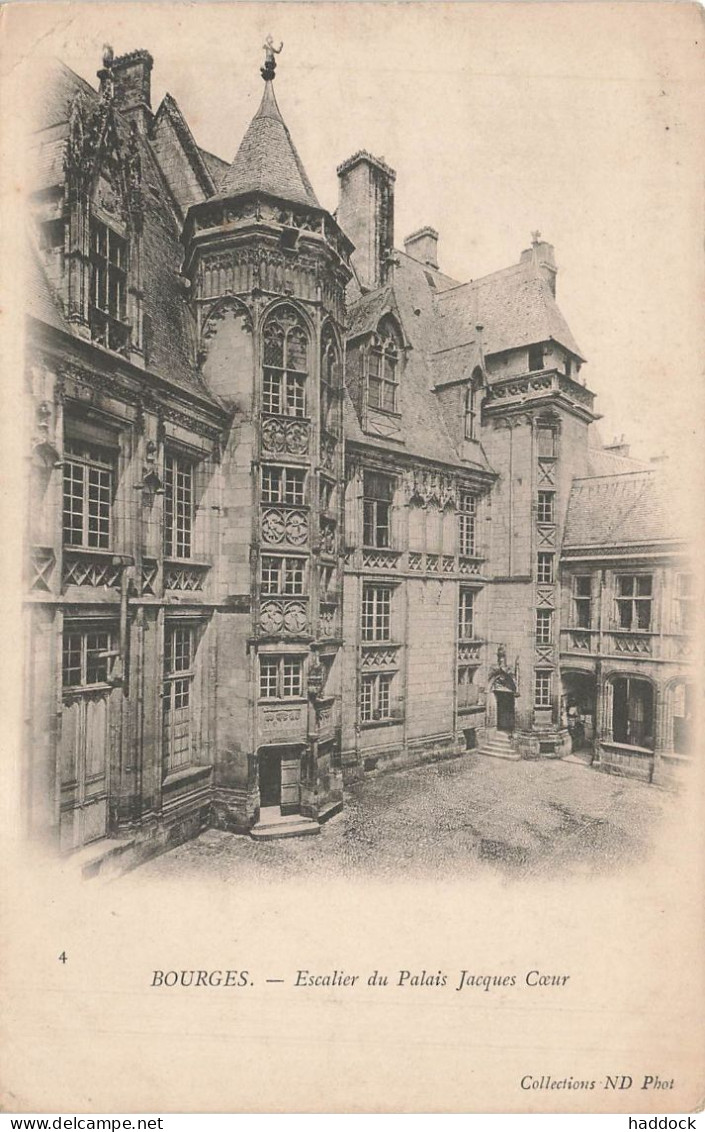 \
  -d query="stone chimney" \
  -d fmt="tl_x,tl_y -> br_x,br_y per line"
100,48 -> 154,134
337,151 -> 396,292
520,233 -> 557,296
604,435 -> 630,458
404,227 -> 439,269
